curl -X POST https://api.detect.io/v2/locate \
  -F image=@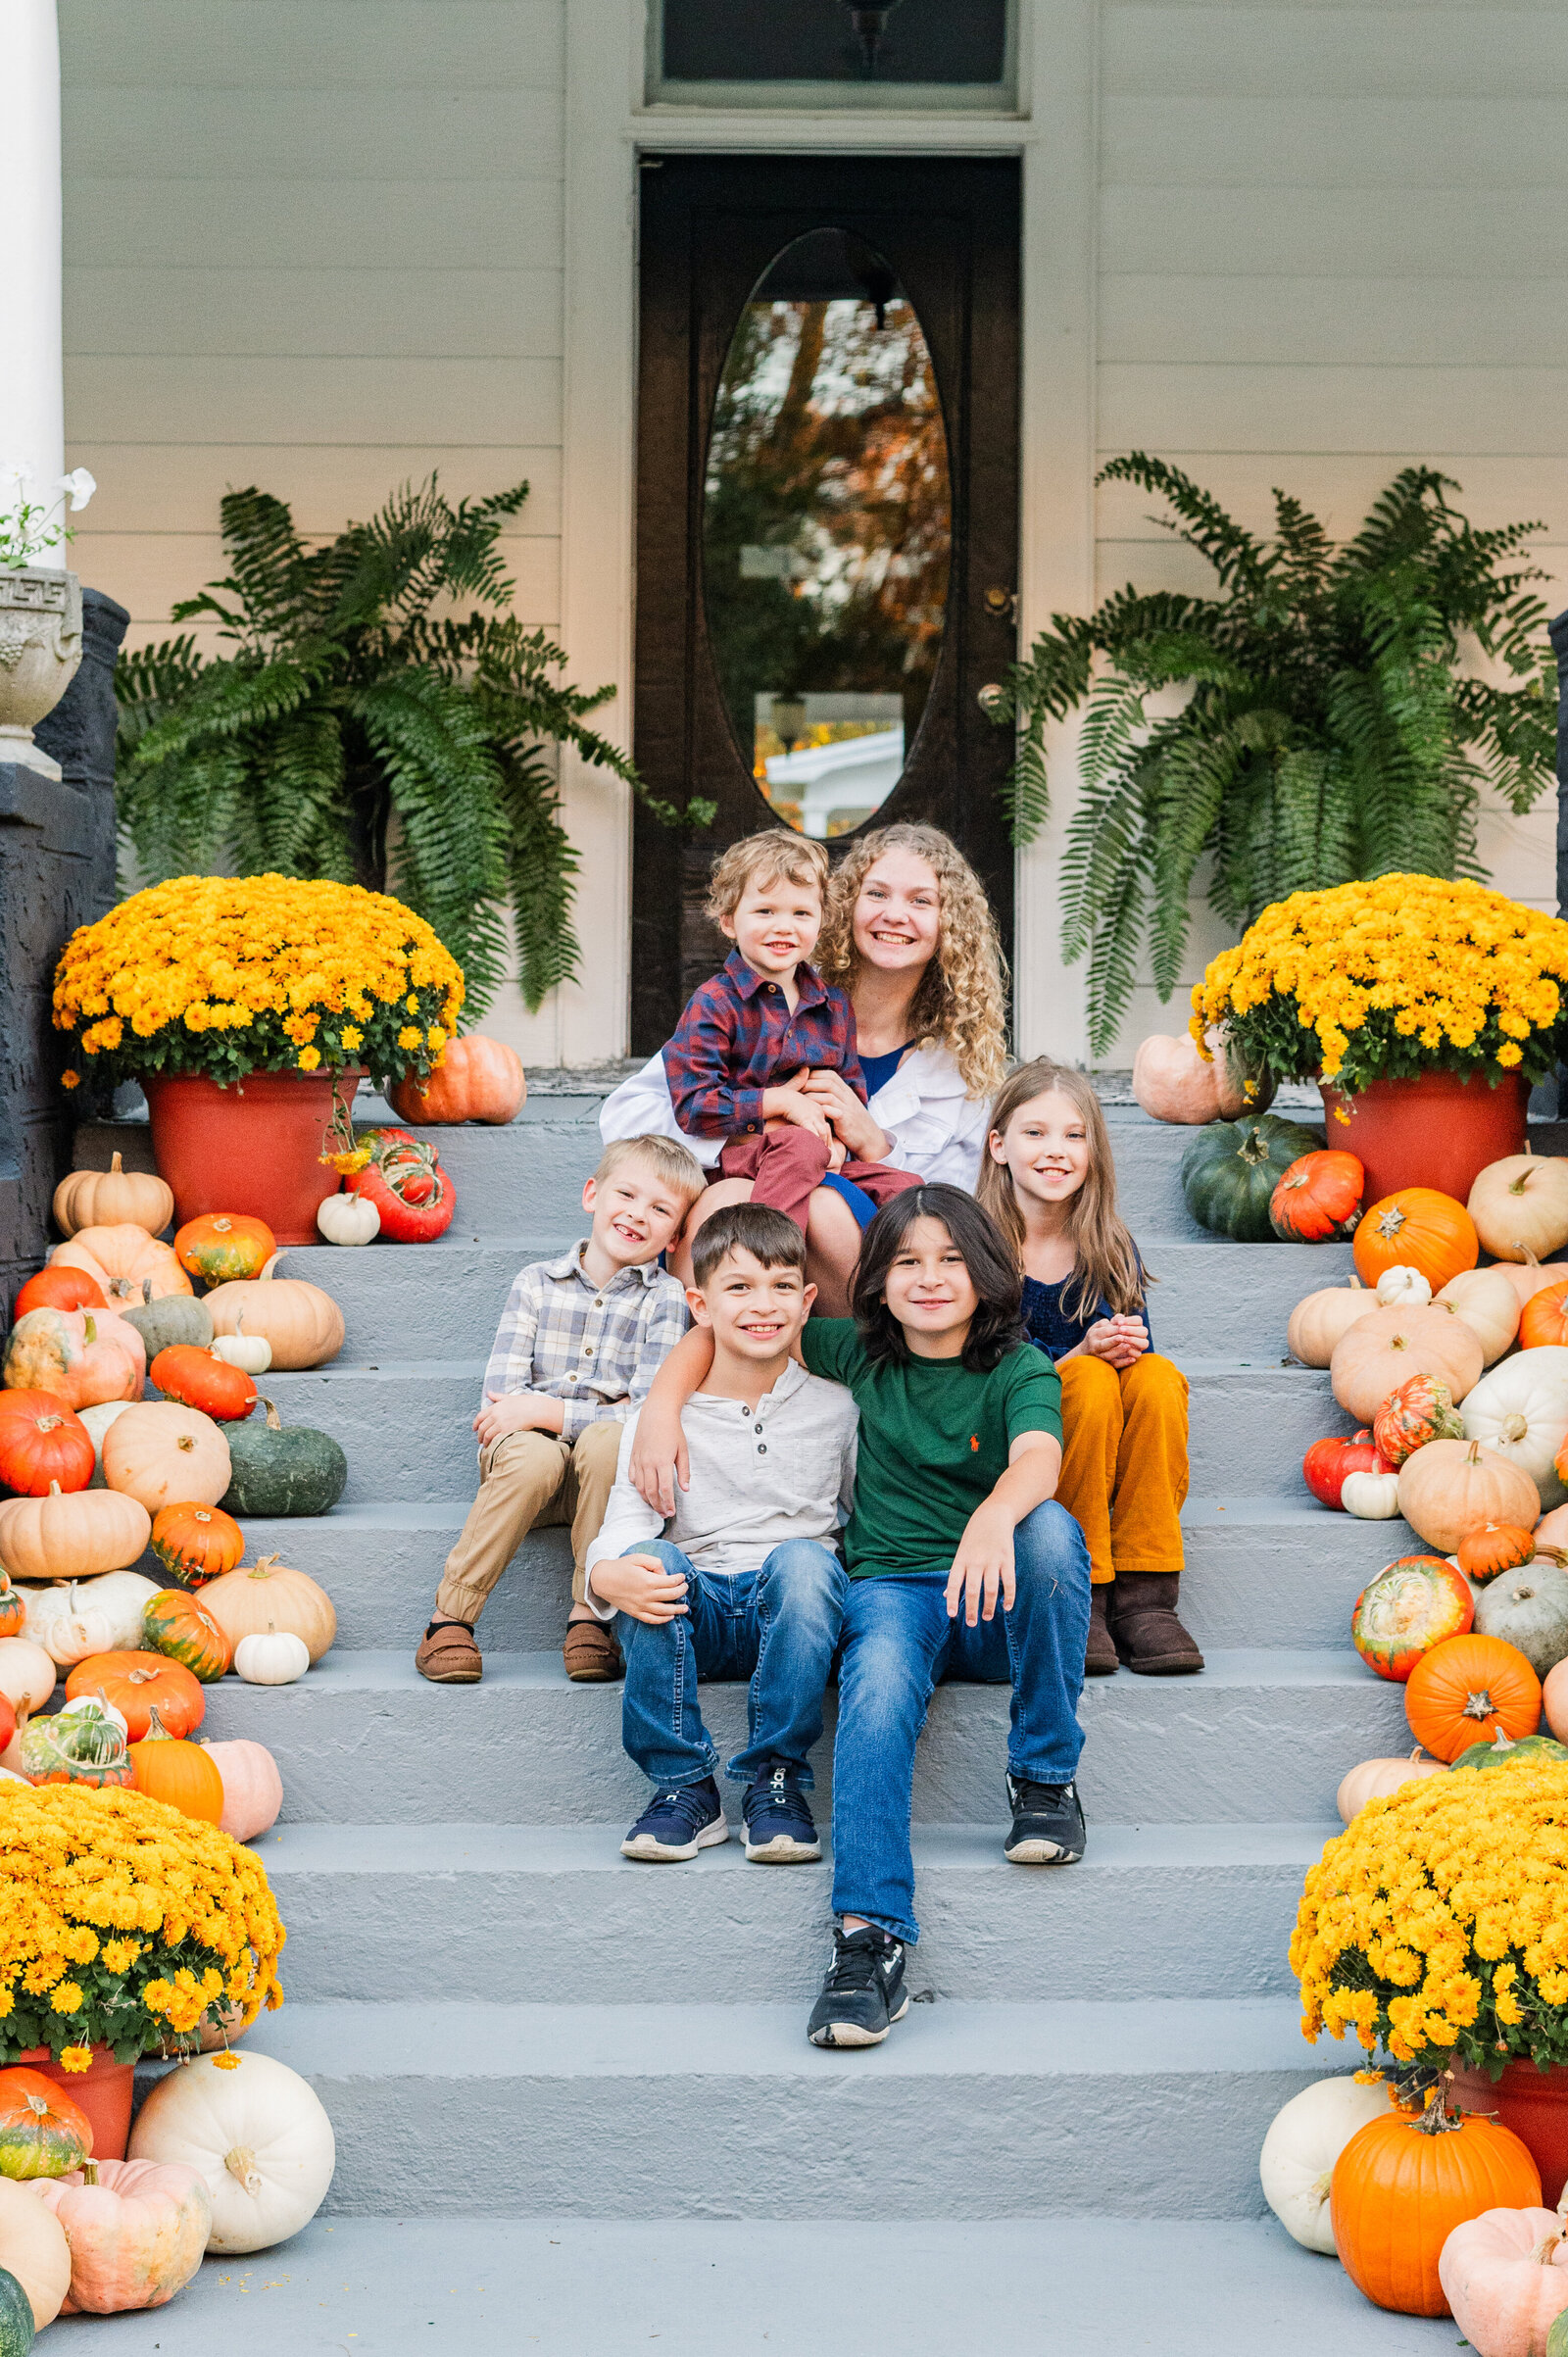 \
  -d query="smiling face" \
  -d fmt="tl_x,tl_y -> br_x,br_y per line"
721,871 -> 824,979
852,847 -> 941,980
988,1090 -> 1091,1211
582,1157 -> 692,1268
689,1246 -> 814,1363
880,1213 -> 978,1357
